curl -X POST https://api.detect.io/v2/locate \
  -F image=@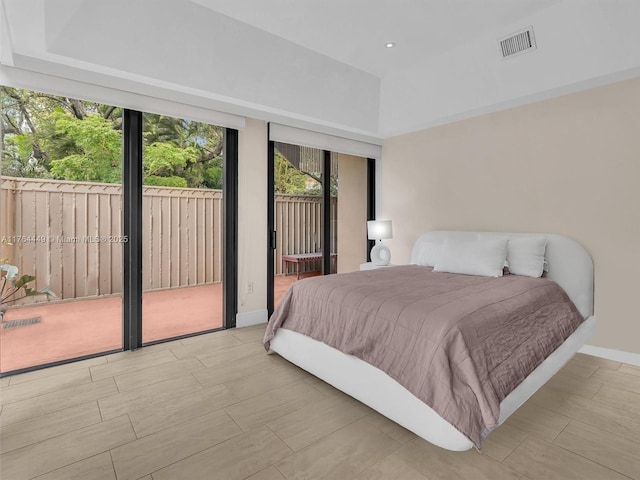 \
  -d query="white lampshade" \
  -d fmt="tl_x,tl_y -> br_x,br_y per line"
367,220 -> 393,240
